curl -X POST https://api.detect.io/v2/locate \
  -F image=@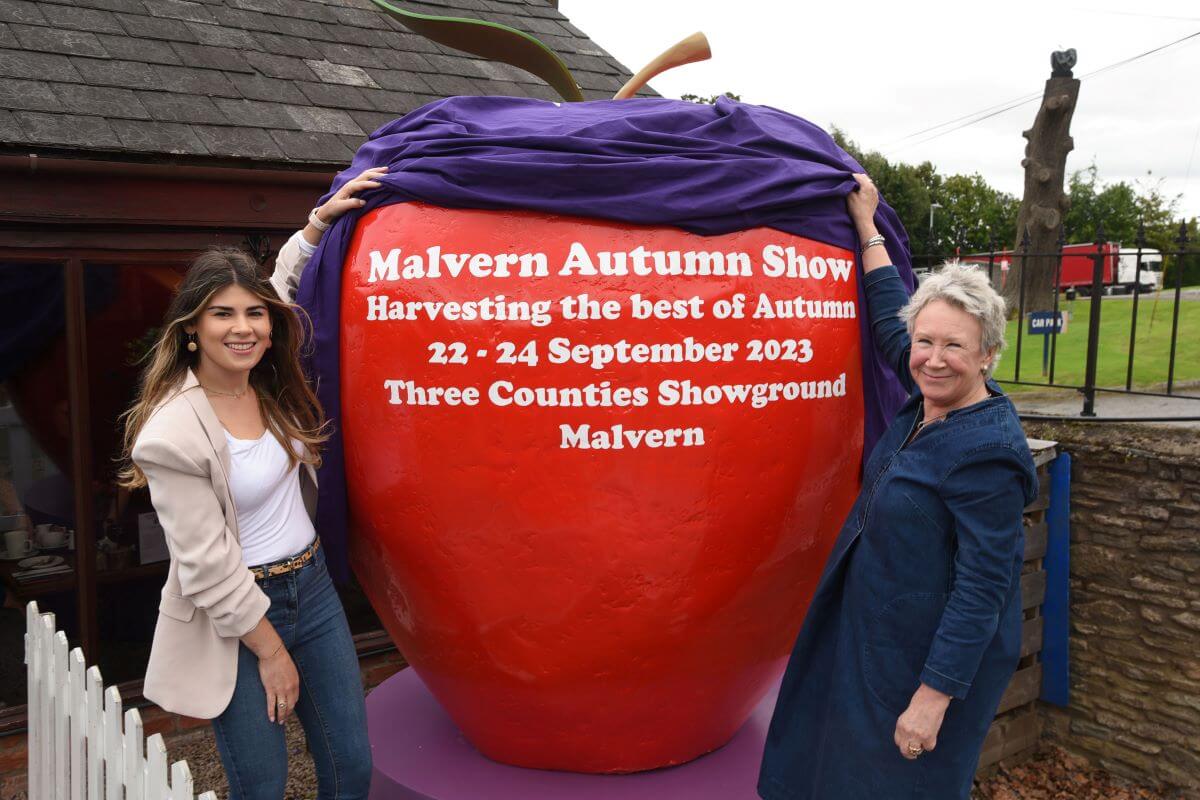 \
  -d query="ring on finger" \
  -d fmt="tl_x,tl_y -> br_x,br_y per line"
907,742 -> 923,756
